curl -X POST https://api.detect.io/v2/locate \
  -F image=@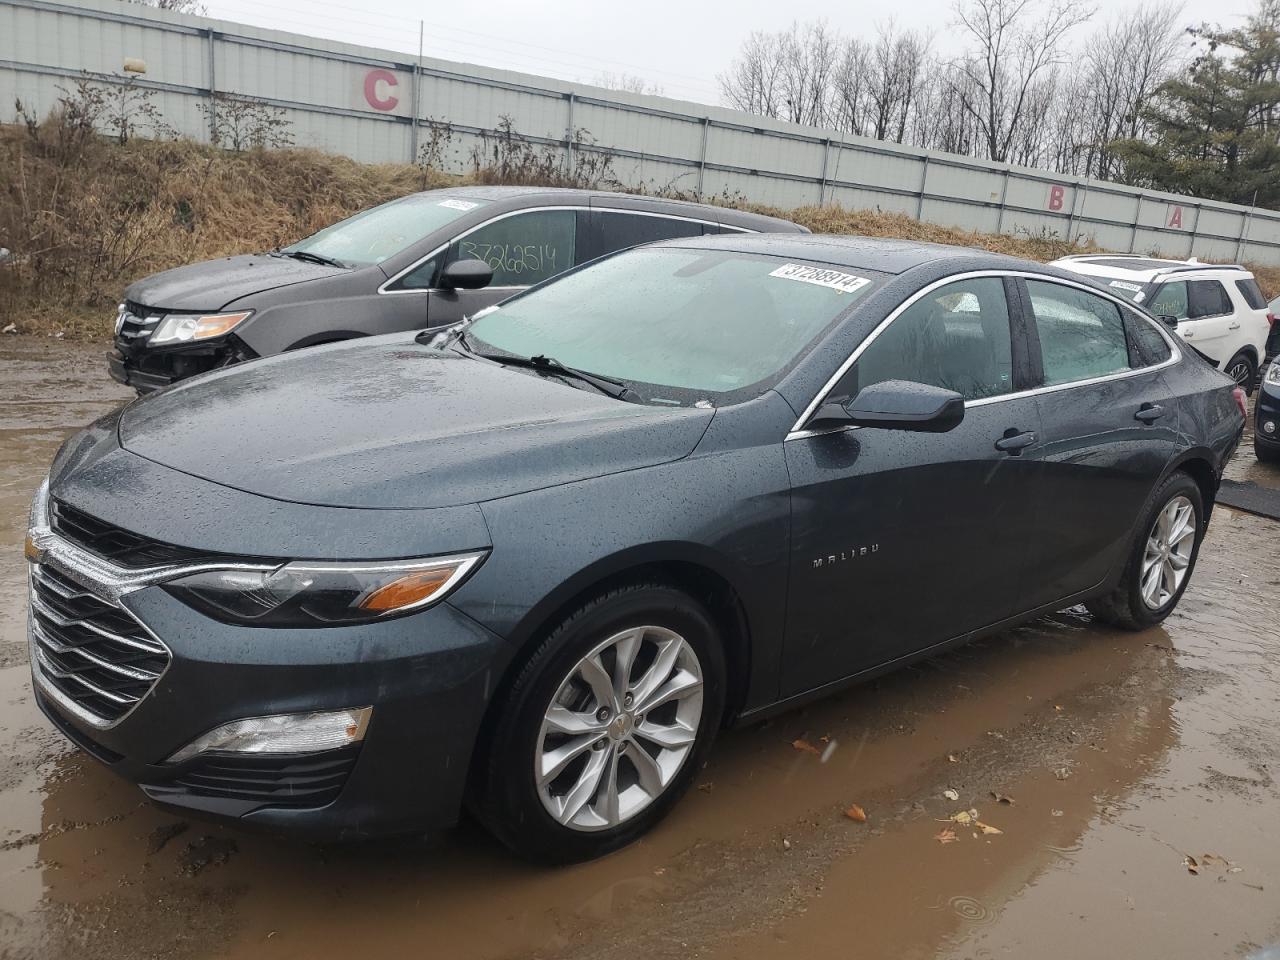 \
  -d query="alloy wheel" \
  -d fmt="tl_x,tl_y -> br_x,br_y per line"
1140,495 -> 1196,610
1227,358 -> 1253,389
535,625 -> 704,832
